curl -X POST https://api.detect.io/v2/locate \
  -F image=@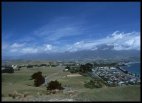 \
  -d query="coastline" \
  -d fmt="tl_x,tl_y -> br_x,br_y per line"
123,62 -> 140,76
125,61 -> 140,66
